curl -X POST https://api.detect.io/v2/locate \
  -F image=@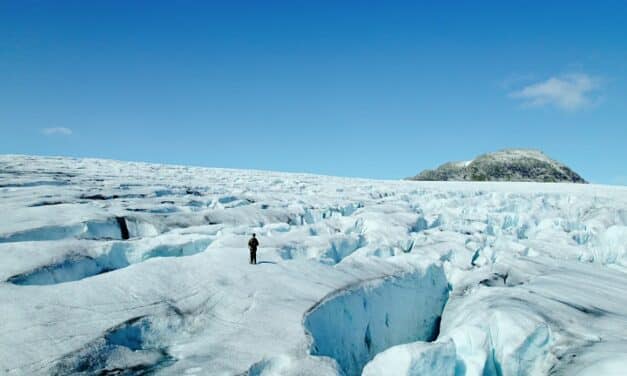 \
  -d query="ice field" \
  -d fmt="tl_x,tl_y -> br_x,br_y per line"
1,155 -> 627,375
